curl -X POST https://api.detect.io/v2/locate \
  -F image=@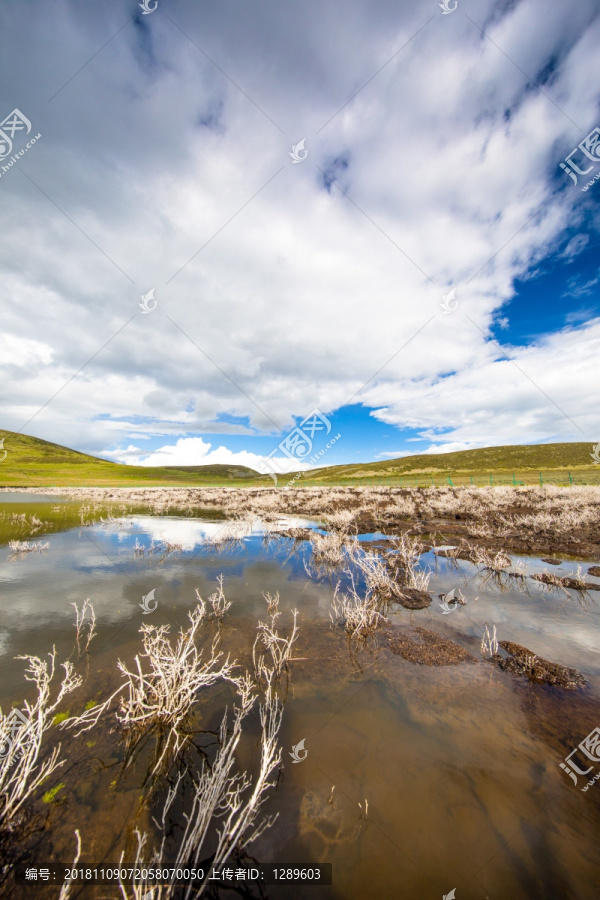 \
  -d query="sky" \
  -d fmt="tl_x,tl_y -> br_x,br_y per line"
1,0 -> 599,474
